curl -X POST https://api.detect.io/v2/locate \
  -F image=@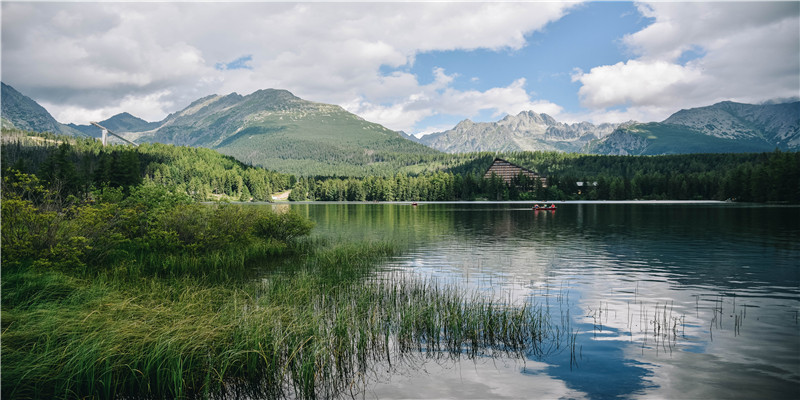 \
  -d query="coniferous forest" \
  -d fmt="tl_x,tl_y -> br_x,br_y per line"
3,129 -> 799,204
